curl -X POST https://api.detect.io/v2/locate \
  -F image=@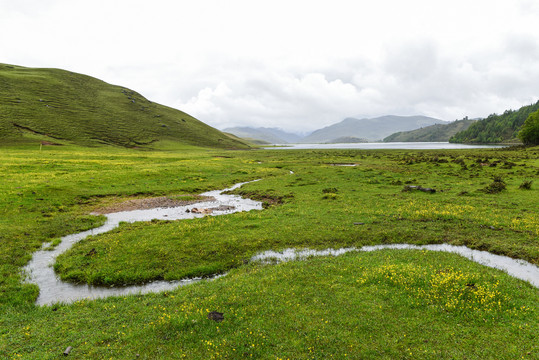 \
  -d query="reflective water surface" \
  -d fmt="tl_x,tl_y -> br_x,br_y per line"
252,244 -> 539,288
24,179 -> 538,306
24,181 -> 262,306
266,142 -> 508,150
